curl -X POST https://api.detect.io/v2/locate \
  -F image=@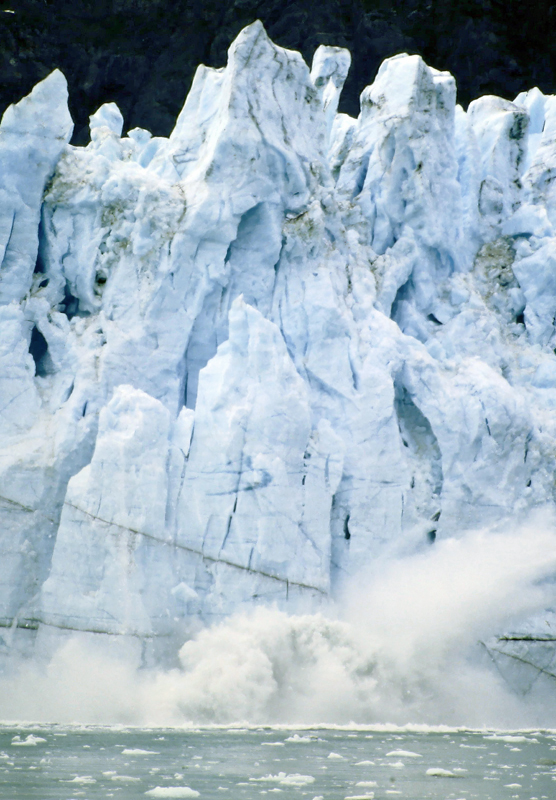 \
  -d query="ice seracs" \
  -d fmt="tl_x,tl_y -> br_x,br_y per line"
0,21 -> 554,683
0,69 -> 73,305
